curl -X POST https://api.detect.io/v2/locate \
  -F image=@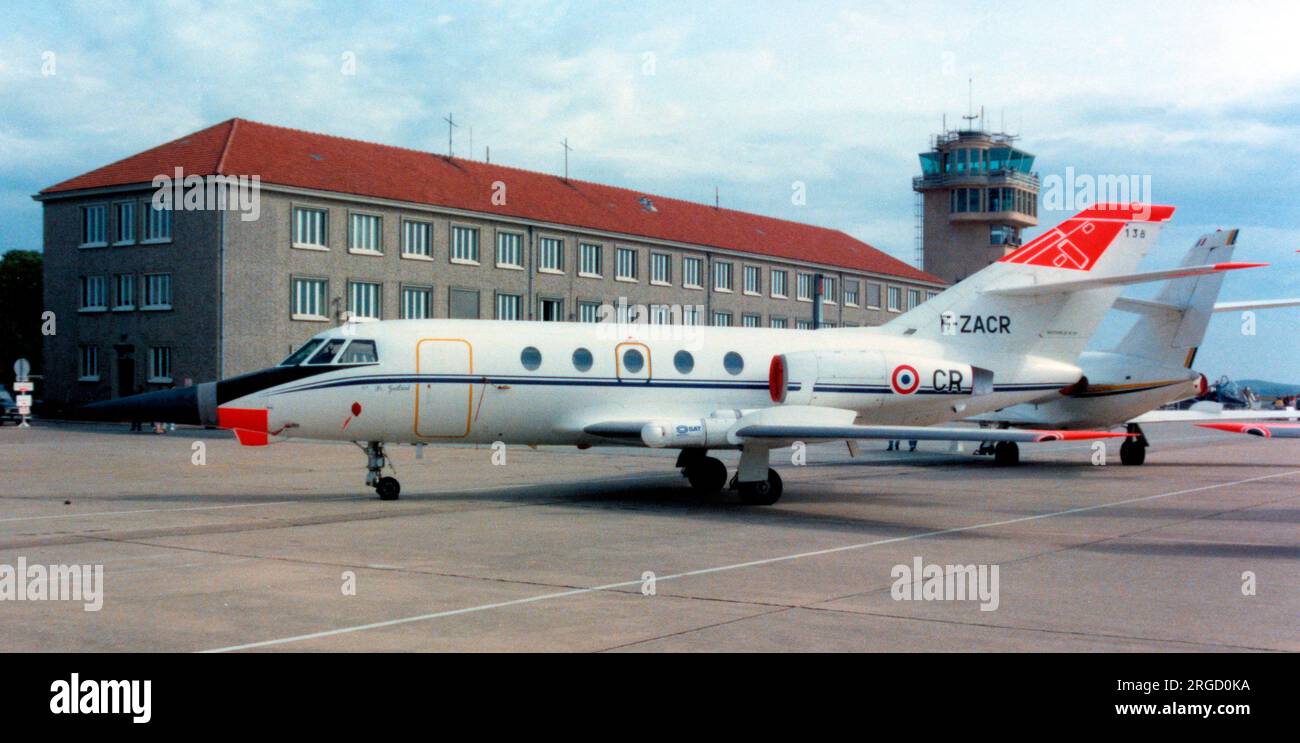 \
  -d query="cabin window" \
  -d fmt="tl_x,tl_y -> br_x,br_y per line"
723,351 -> 744,375
338,339 -> 379,364
673,350 -> 694,374
520,346 -> 542,371
572,348 -> 593,372
280,339 -> 324,366
306,338 -> 347,365
622,348 -> 645,373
